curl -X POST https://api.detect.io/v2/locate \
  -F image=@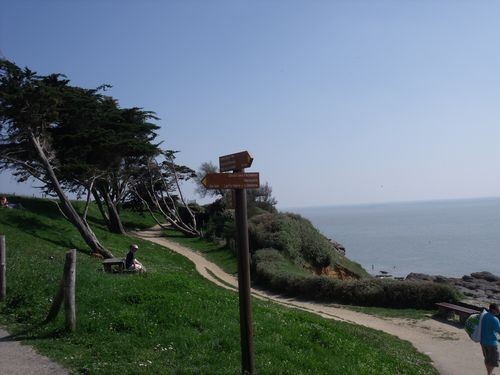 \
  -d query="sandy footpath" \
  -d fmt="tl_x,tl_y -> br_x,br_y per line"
0,327 -> 68,374
134,227 -> 485,375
